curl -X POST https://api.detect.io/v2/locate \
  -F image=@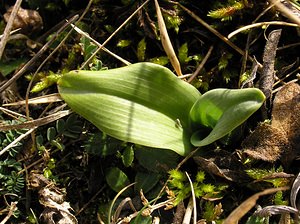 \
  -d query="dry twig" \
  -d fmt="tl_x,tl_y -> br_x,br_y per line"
0,0 -> 23,59
0,202 -> 18,224
228,21 -> 298,39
